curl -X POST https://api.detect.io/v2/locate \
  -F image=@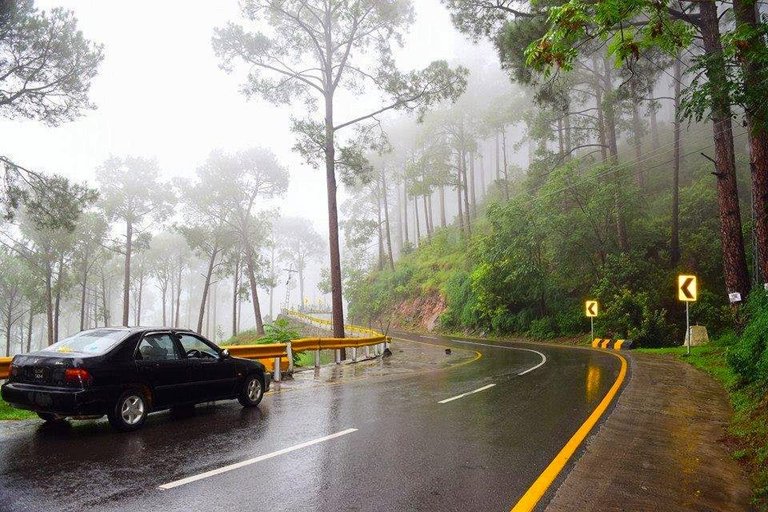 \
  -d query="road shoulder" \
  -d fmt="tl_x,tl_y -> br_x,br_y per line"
545,352 -> 753,512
